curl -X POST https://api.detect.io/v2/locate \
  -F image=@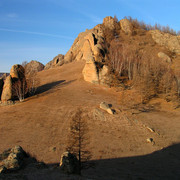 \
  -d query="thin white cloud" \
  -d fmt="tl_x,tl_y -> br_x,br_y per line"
84,13 -> 102,24
0,28 -> 74,40
7,13 -> 18,18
